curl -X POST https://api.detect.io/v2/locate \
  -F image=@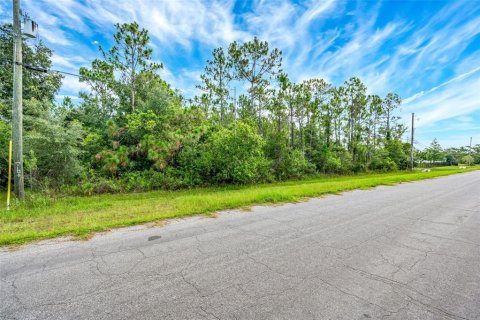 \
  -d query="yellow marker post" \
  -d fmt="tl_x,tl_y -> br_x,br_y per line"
7,139 -> 12,210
